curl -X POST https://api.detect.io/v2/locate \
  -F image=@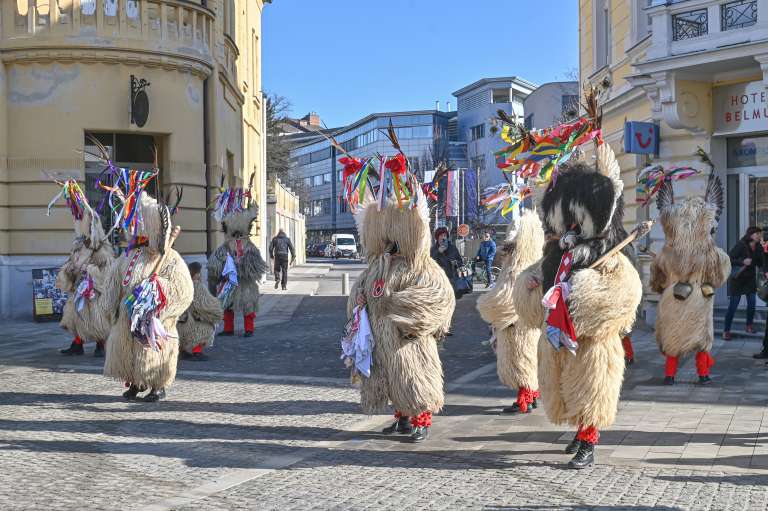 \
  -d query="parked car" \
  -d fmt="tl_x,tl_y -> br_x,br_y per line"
332,234 -> 358,258
314,243 -> 328,257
